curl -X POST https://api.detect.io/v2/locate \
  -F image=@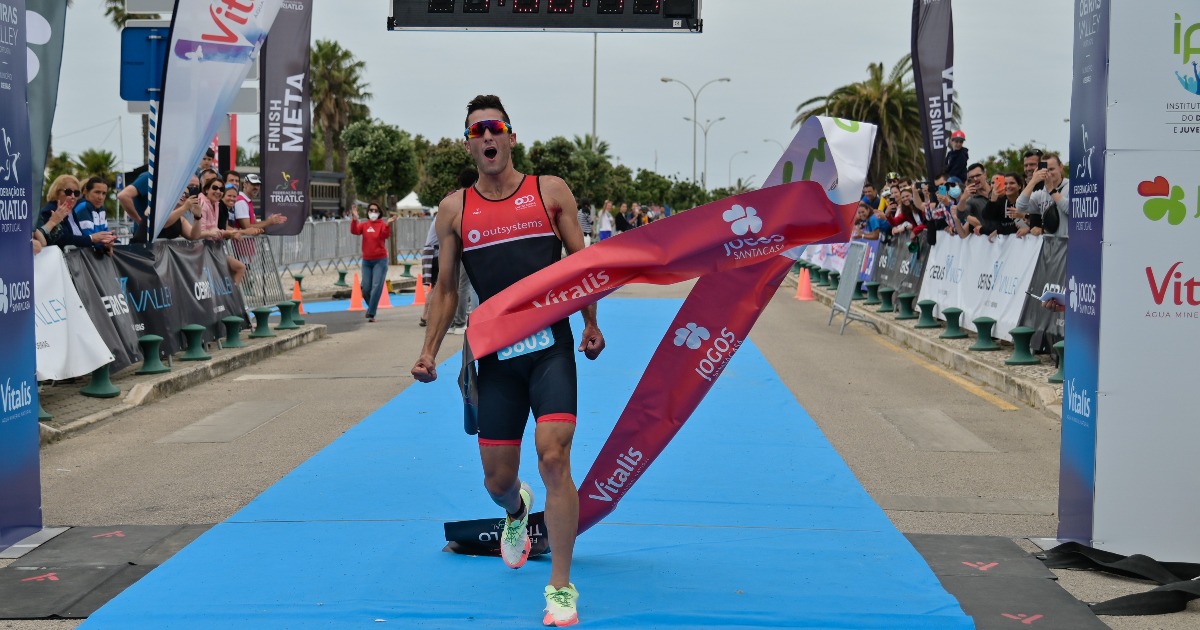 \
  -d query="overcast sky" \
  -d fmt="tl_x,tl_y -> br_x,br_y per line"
53,0 -> 1074,189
